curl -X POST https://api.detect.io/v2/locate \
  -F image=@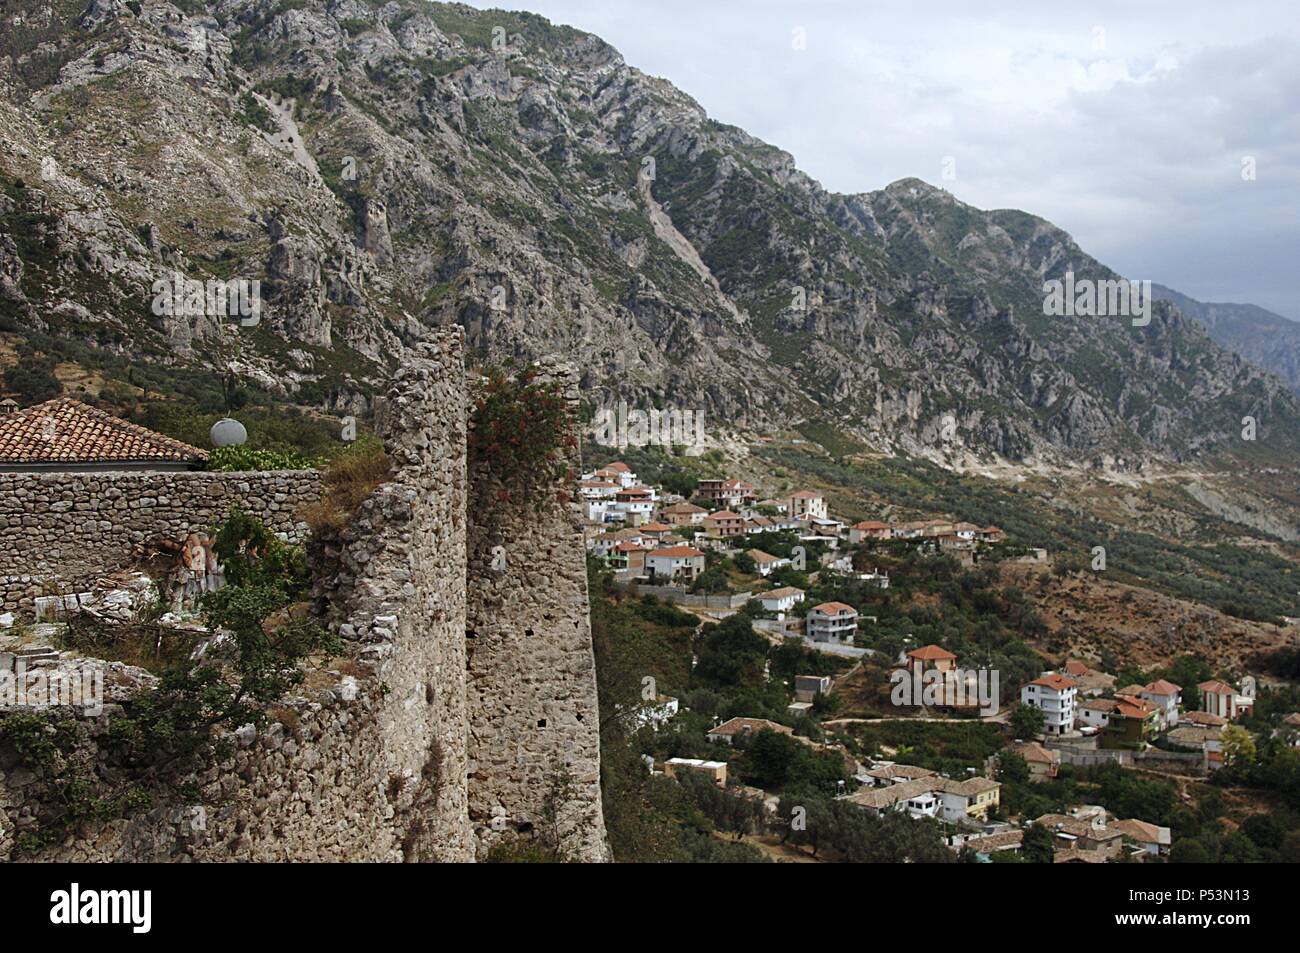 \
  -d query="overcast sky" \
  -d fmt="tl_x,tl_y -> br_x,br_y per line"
465,0 -> 1300,319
